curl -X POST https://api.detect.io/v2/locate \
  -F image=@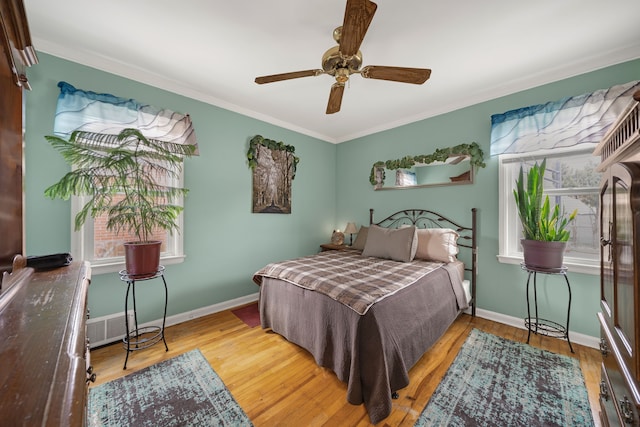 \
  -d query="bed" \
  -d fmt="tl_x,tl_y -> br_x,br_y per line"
252,208 -> 477,424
